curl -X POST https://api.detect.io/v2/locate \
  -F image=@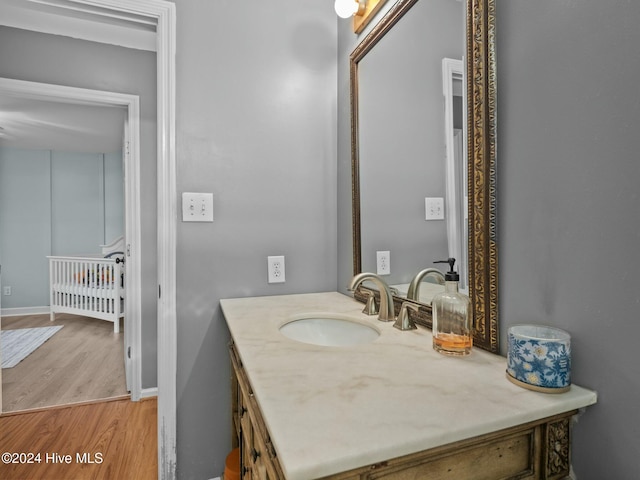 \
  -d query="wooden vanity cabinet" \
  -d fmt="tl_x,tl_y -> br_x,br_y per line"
230,343 -> 575,480
231,342 -> 285,479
